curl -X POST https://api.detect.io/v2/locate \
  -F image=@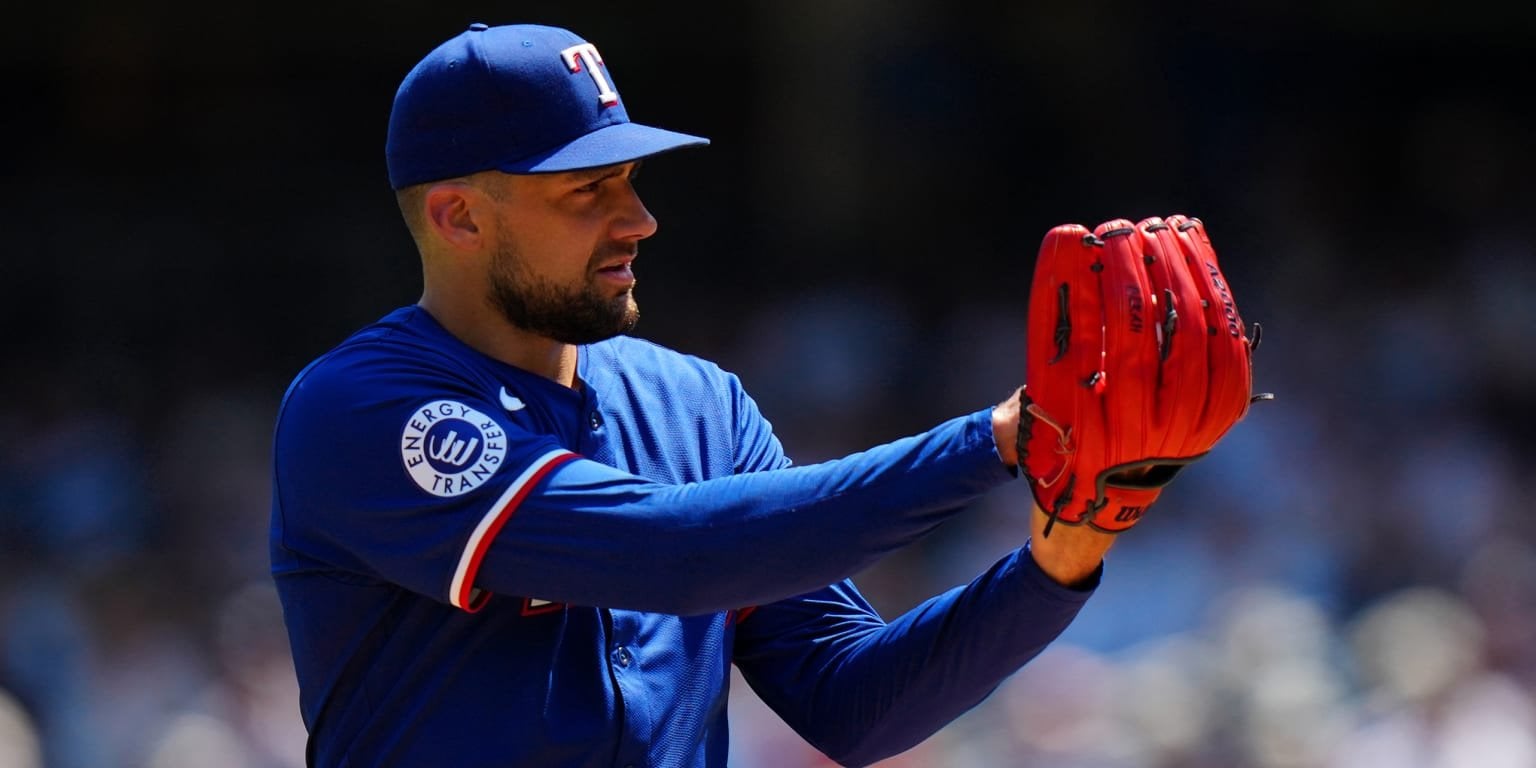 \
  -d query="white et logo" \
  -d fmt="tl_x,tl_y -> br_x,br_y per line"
401,400 -> 508,497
